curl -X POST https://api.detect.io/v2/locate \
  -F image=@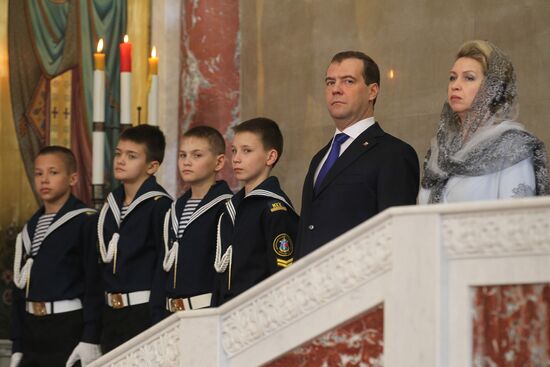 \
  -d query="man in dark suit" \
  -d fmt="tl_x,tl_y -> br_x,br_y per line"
296,51 -> 419,258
